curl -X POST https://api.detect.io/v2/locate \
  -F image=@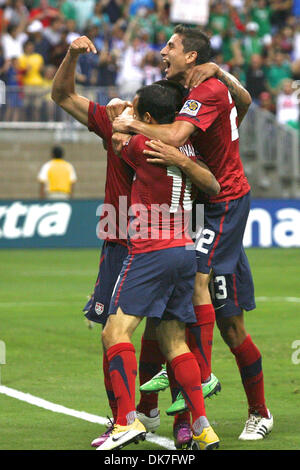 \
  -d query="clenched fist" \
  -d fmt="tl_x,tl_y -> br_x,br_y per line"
69,36 -> 97,57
